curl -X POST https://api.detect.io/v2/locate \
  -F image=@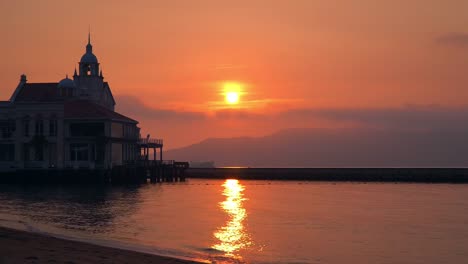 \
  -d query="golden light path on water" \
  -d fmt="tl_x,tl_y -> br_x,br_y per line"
213,179 -> 251,259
